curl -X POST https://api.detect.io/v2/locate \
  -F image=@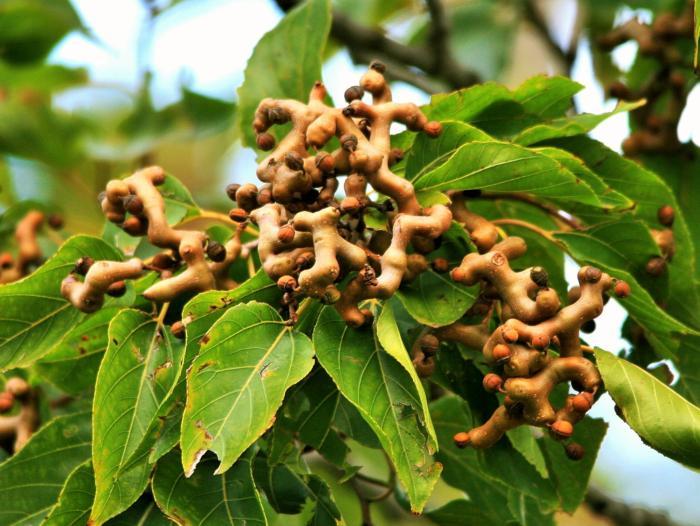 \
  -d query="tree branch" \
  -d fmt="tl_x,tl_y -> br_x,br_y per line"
585,487 -> 679,526
523,0 -> 576,71
274,0 -> 481,92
